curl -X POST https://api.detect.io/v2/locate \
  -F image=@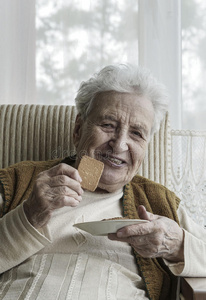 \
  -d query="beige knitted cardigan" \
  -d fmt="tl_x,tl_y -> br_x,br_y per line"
0,157 -> 180,300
